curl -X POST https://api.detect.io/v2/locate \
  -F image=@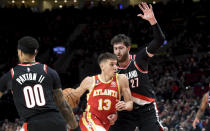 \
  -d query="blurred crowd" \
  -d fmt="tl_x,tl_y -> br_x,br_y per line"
0,0 -> 209,131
